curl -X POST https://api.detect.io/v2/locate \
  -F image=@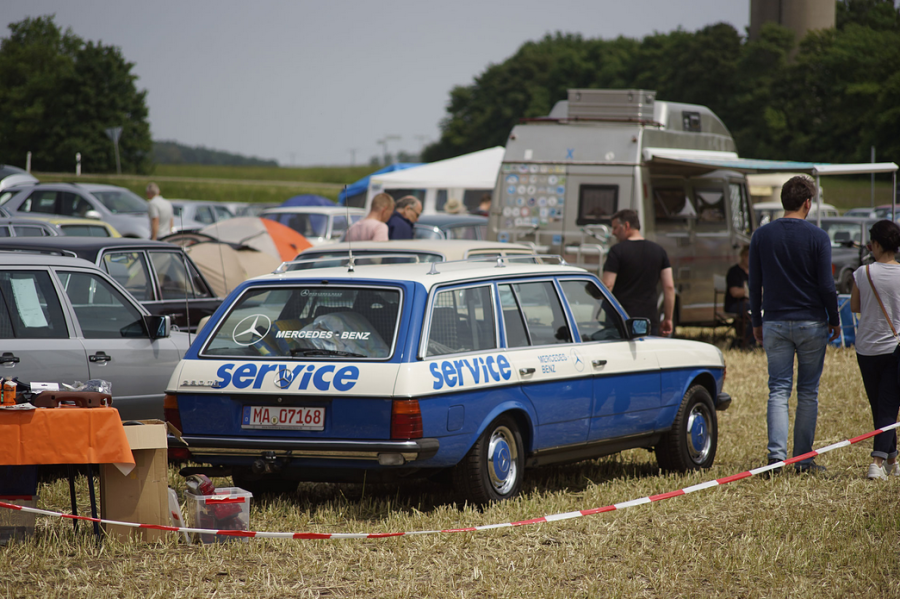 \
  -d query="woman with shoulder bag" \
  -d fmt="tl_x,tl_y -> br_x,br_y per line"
851,219 -> 900,480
